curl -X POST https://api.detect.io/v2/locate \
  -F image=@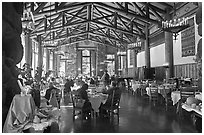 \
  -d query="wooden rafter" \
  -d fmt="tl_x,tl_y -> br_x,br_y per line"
133,2 -> 145,16
95,2 -> 159,25
33,2 -> 47,14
